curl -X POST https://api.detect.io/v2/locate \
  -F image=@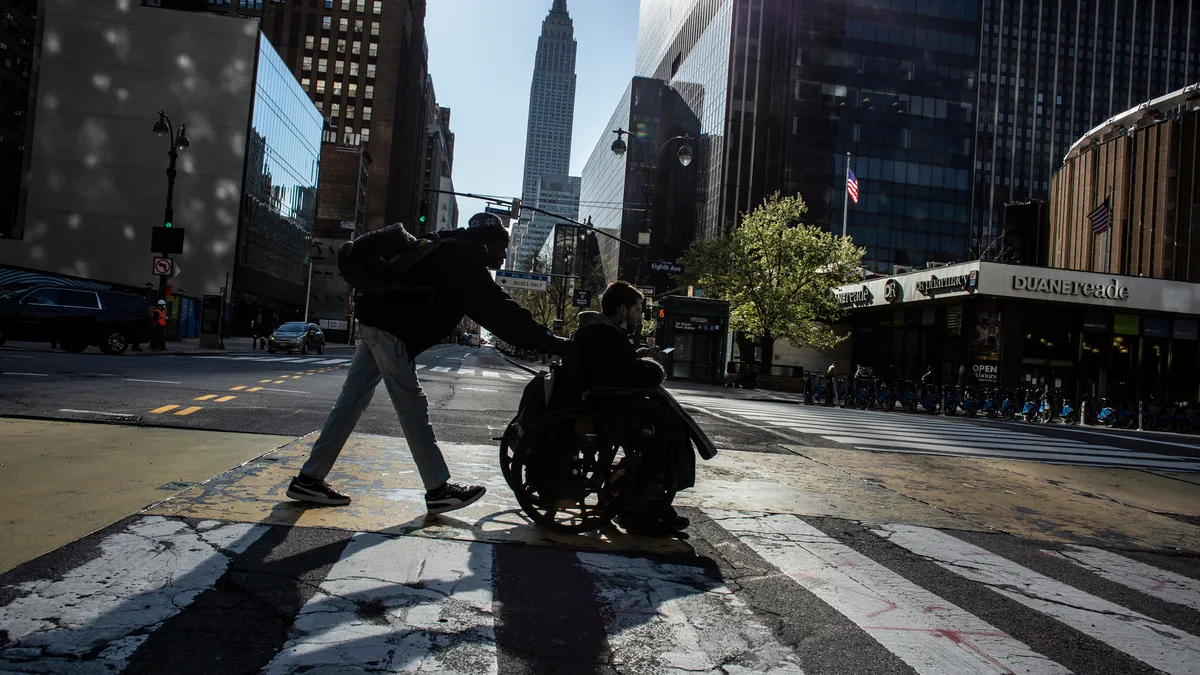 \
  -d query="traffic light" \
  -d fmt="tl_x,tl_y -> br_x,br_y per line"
511,198 -> 521,220
418,199 -> 429,224
164,221 -> 172,228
